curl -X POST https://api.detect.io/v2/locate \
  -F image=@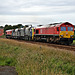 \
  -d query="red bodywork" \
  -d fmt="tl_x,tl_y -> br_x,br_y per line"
35,22 -> 74,35
6,30 -> 12,35
0,28 -> 4,36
